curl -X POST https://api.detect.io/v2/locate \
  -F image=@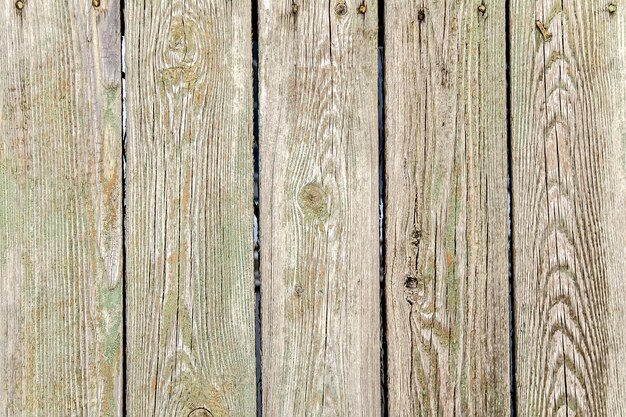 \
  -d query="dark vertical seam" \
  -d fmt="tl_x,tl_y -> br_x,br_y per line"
504,0 -> 517,415
120,0 -> 127,413
251,0 -> 261,415
377,0 -> 388,415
